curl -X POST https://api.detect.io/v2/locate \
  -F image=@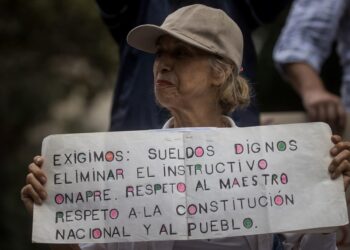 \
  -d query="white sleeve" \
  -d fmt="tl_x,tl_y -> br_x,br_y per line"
79,242 -> 153,250
79,243 -> 114,250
